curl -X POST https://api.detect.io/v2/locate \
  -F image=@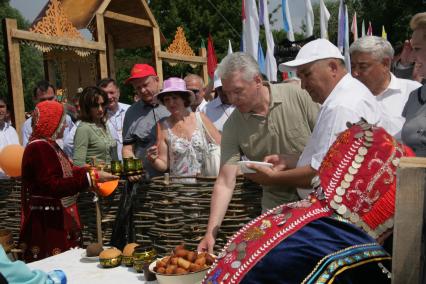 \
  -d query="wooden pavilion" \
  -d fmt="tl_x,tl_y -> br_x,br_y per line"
4,0 -> 208,140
